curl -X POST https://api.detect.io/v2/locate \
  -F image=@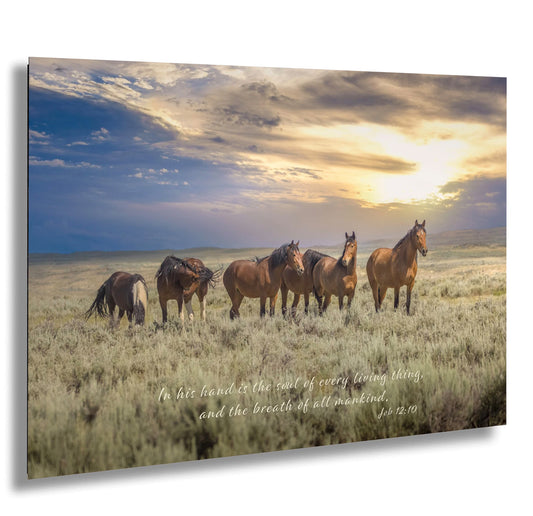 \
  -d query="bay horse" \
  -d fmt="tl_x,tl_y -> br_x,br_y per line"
223,241 -> 304,319
183,258 -> 221,321
281,249 -> 328,316
156,255 -> 214,323
313,232 -> 358,314
85,272 -> 148,327
366,220 -> 428,314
